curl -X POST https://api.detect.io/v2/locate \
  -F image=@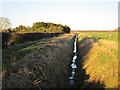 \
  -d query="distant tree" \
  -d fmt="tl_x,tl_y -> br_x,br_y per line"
32,22 -> 46,28
13,22 -> 71,33
15,25 -> 28,32
63,25 -> 71,33
0,17 -> 11,31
